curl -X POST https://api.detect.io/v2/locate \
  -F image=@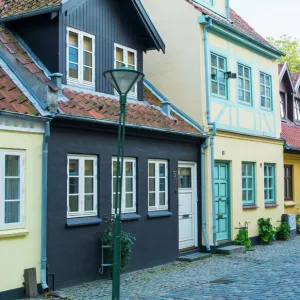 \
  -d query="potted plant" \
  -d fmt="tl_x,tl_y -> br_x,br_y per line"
257,218 -> 276,244
276,221 -> 291,240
